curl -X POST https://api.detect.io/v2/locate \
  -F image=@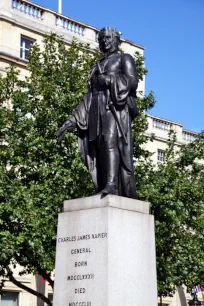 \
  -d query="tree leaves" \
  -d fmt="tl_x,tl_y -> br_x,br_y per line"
0,34 -> 94,300
0,33 -> 203,302
137,131 -> 204,296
